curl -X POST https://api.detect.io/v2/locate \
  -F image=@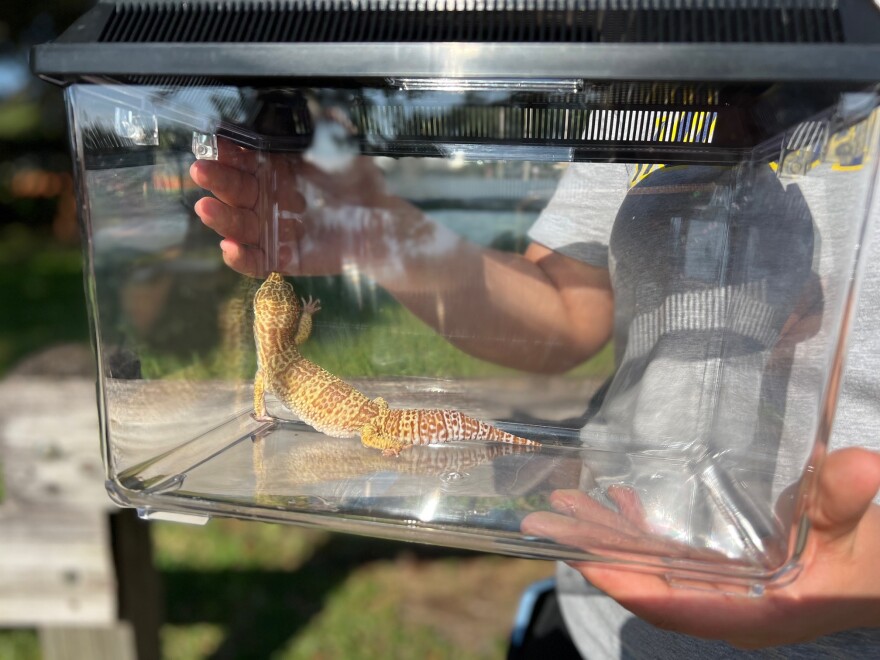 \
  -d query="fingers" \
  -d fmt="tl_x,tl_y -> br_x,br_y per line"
527,488 -> 720,562
197,196 -> 301,245
191,142 -> 308,278
219,239 -> 264,278
219,239 -> 295,278
521,509 -> 676,558
521,510 -> 609,549
607,485 -> 652,534
192,138 -> 307,213
810,447 -> 880,540
217,137 -> 260,173
549,488 -> 646,536
191,160 -> 259,208
195,197 -> 262,245
524,490 -> 651,553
